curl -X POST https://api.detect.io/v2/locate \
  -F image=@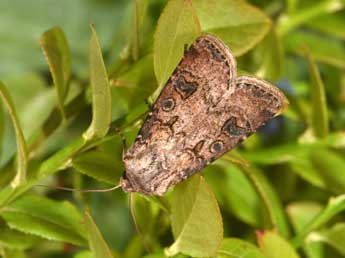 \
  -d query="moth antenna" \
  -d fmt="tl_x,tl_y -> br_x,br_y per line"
35,183 -> 122,192
129,193 -> 151,254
